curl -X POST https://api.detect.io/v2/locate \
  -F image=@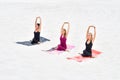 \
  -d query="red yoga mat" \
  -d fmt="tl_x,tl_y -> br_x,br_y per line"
67,49 -> 102,62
